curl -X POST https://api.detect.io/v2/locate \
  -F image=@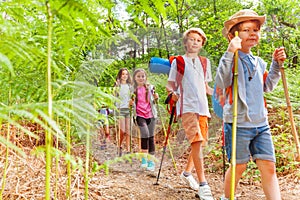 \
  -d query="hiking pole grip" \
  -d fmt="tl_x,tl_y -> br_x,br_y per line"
230,31 -> 239,200
279,62 -> 300,161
